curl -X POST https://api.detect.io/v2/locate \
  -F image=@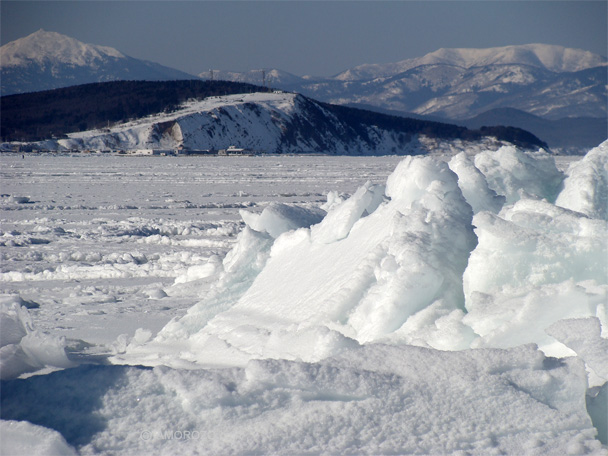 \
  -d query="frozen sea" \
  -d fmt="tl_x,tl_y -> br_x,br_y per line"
0,154 -> 406,346
1,149 -> 606,456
